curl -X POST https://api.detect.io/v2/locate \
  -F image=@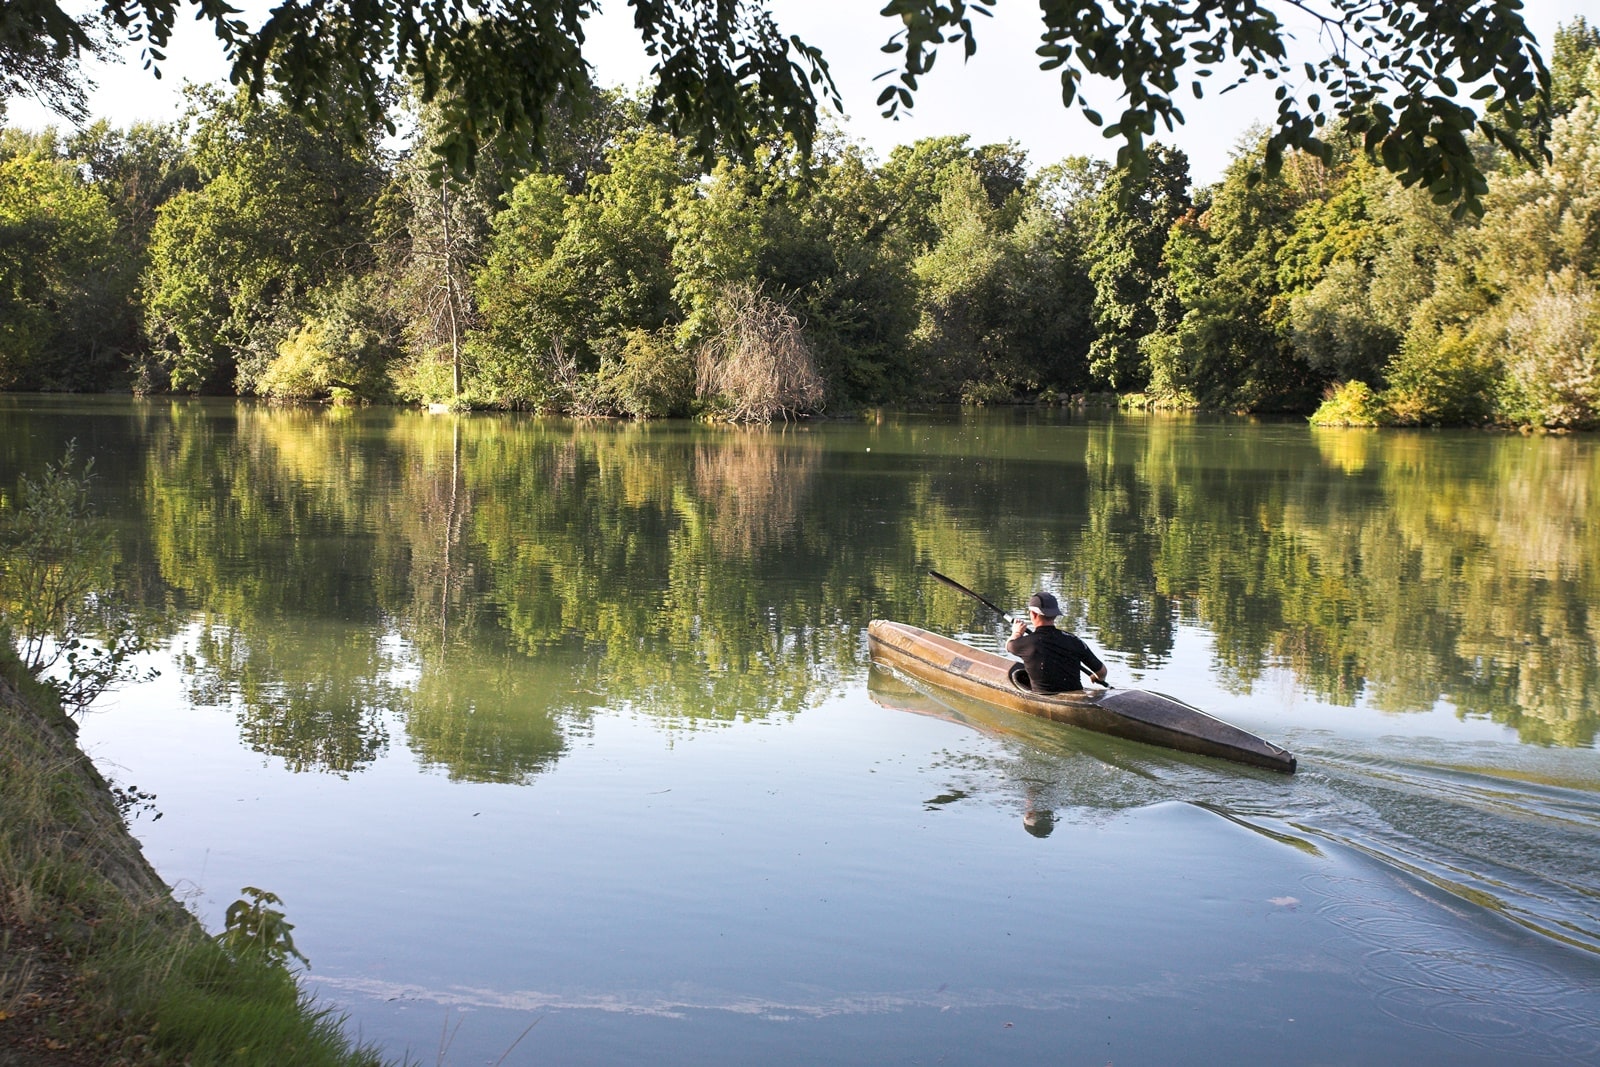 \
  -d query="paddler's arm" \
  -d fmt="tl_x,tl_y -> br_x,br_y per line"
1083,649 -> 1108,687
1006,617 -> 1028,653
